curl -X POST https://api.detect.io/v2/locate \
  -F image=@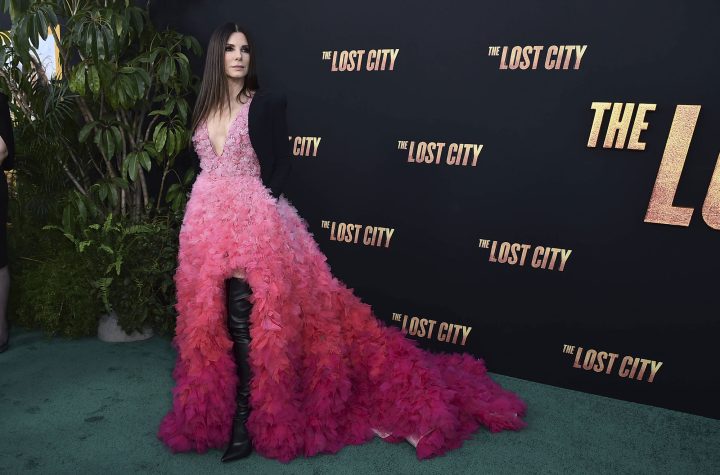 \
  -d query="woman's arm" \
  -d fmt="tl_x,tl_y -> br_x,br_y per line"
0,136 -> 7,163
0,92 -> 15,171
267,92 -> 292,200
